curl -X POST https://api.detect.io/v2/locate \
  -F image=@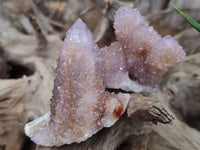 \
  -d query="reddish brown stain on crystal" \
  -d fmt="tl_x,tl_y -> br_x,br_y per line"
113,105 -> 124,119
